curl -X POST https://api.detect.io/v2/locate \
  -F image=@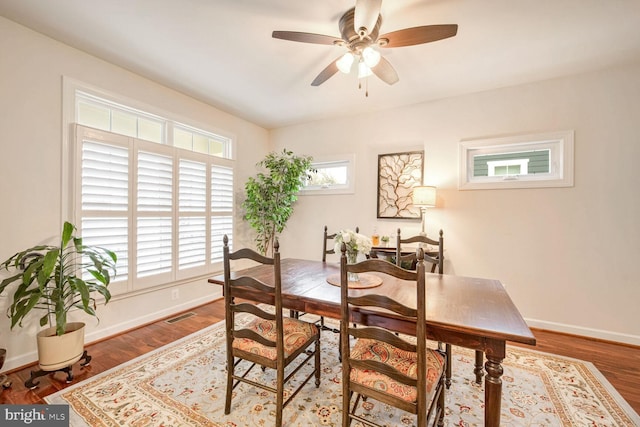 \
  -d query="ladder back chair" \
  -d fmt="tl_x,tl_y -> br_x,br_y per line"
396,228 -> 483,388
395,228 -> 444,273
320,225 -> 361,335
339,244 -> 446,427
323,225 -> 359,262
222,235 -> 321,426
